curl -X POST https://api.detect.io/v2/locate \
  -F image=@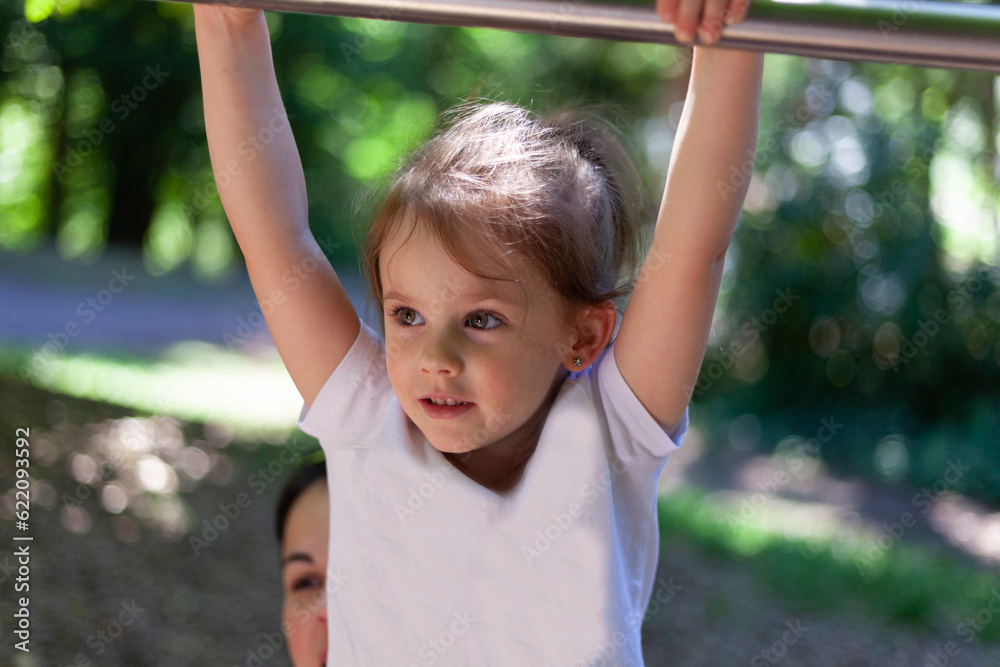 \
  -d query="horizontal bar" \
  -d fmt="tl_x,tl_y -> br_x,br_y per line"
168,0 -> 1000,73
